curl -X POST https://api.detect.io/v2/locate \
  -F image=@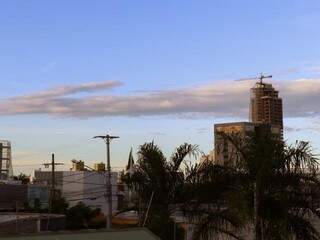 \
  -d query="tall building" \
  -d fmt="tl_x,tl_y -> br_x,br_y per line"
214,122 -> 282,166
214,122 -> 255,166
0,140 -> 13,180
250,81 -> 283,129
